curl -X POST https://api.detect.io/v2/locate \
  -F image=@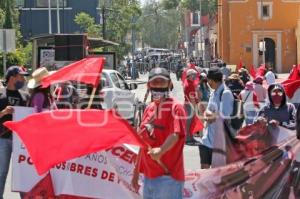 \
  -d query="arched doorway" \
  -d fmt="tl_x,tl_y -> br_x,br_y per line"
264,38 -> 276,69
